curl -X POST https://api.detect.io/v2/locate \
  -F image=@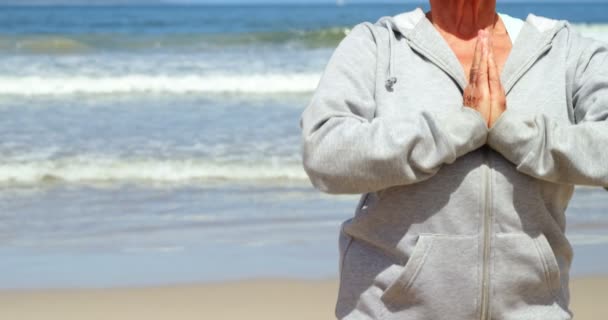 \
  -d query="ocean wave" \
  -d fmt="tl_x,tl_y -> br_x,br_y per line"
0,27 -> 350,54
0,23 -> 605,55
0,73 -> 320,95
568,234 -> 608,246
572,23 -> 608,43
0,157 -> 309,185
